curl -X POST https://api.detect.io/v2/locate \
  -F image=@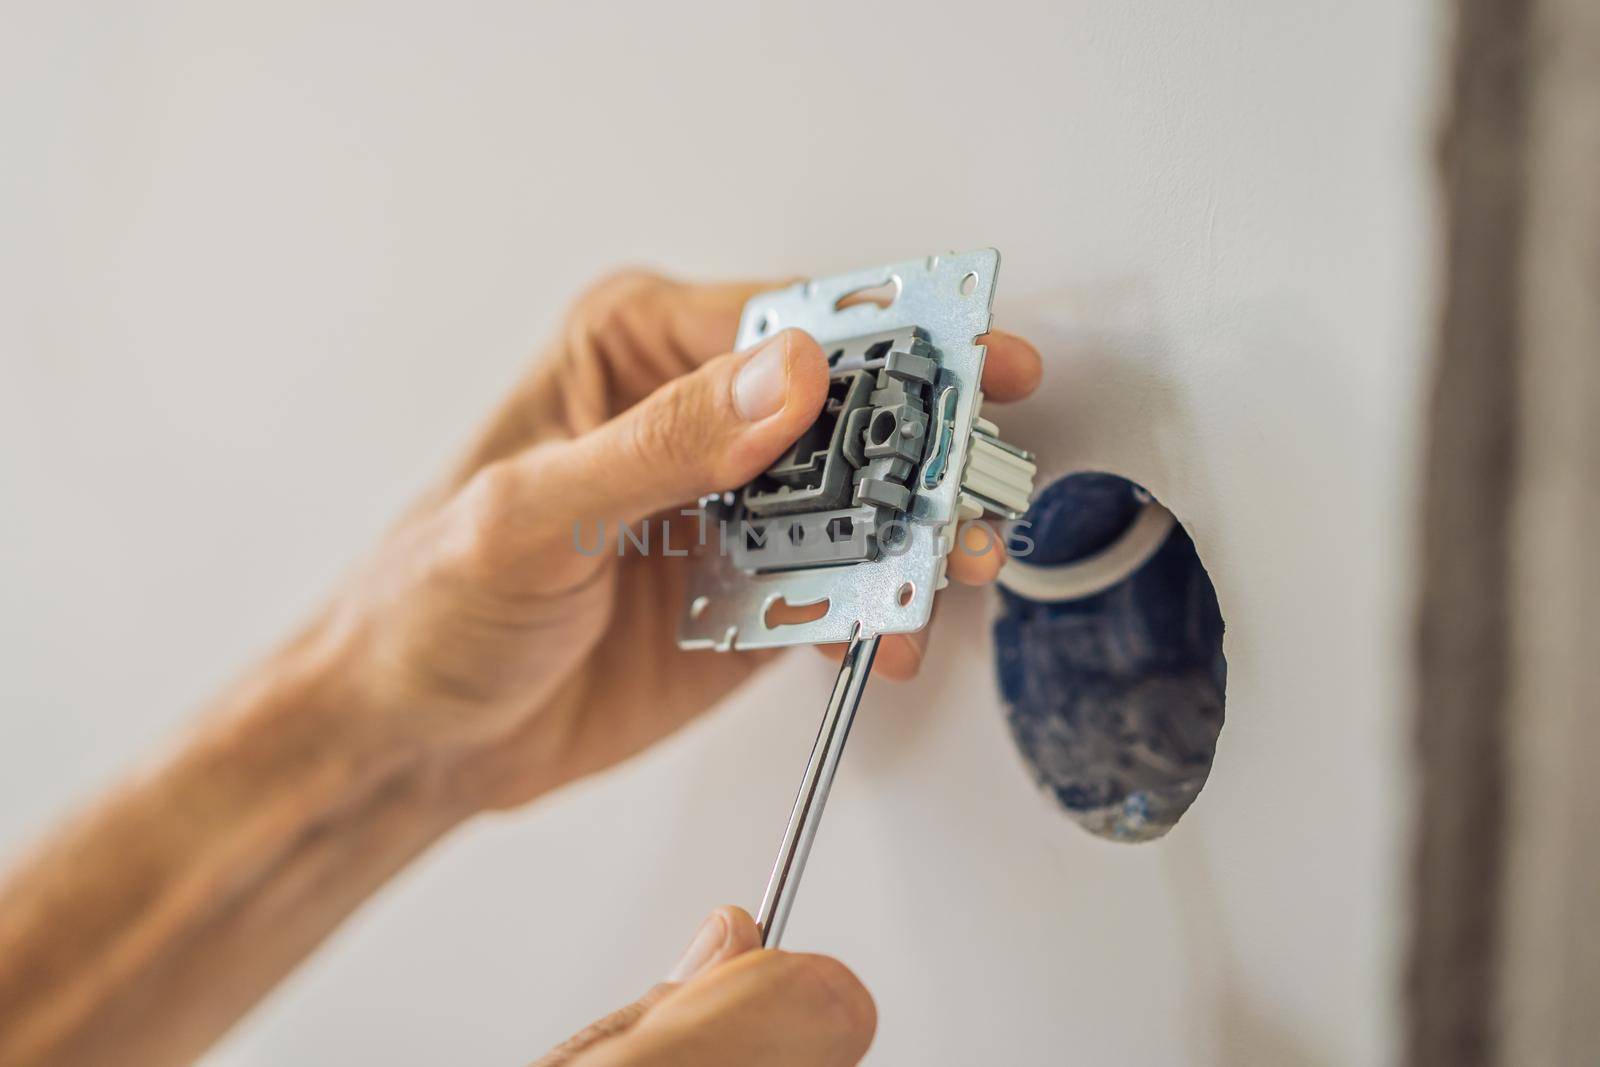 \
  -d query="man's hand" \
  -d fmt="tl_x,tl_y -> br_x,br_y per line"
326,271 -> 1044,811
0,269 -> 1039,1067
534,907 -> 876,1067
